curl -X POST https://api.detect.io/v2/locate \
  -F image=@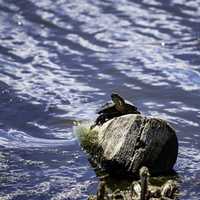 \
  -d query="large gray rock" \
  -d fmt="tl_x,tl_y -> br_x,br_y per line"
77,114 -> 178,175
